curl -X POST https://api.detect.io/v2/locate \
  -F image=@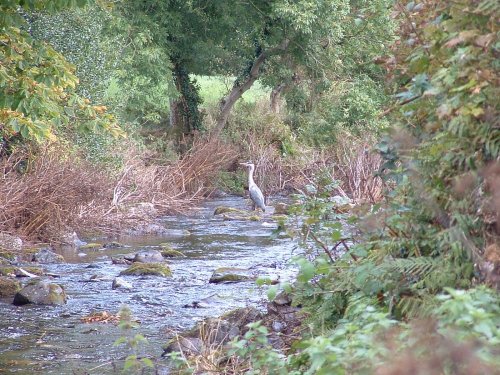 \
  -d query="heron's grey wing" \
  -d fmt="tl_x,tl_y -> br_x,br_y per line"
249,185 -> 266,210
